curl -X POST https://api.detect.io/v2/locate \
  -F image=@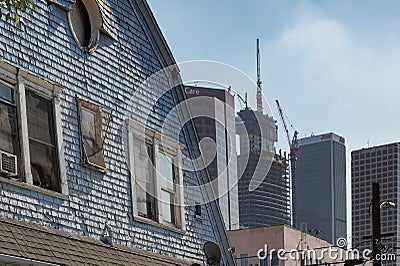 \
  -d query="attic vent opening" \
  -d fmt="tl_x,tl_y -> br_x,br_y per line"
68,0 -> 103,53
71,0 -> 91,47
